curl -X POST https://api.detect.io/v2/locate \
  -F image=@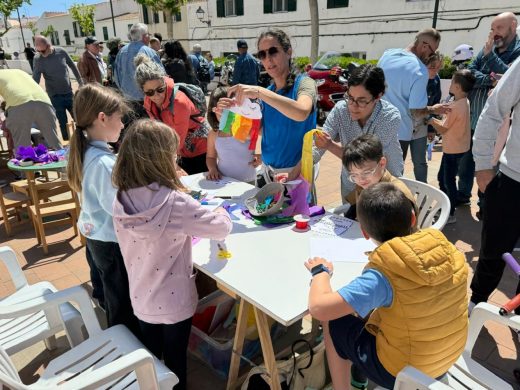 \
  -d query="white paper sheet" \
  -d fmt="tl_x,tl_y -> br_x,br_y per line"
309,237 -> 376,263
181,174 -> 256,198
309,214 -> 354,237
